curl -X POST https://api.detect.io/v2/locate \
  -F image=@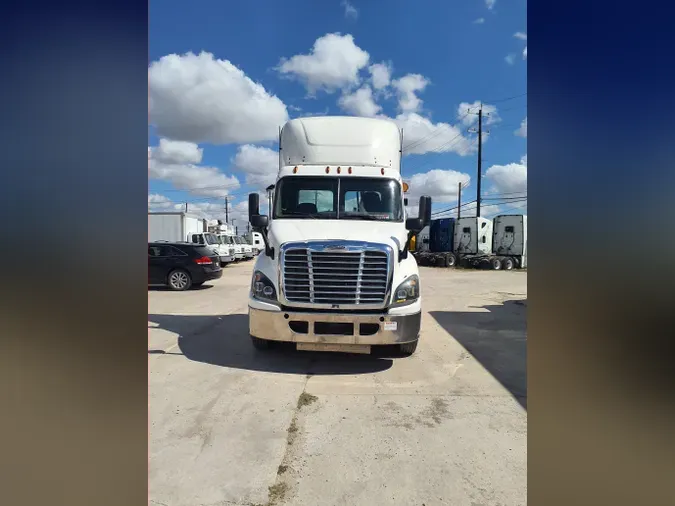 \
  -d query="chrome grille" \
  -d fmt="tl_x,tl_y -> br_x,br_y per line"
282,246 -> 390,306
